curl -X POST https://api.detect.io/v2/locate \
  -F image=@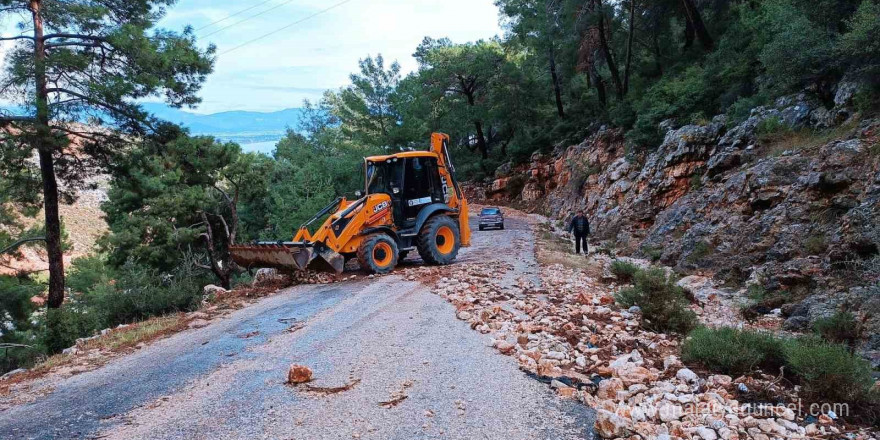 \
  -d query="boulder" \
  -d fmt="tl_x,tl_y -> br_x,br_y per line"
595,409 -> 631,438
252,268 -> 282,286
203,284 -> 227,297
597,378 -> 625,400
